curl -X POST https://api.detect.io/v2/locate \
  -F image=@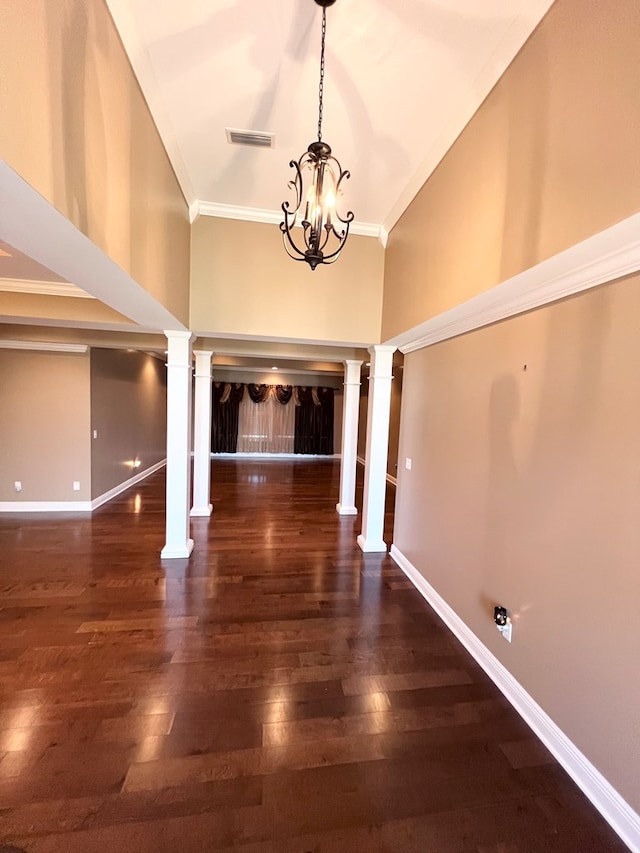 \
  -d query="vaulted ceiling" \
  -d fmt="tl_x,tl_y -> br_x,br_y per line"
106,0 -> 555,236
